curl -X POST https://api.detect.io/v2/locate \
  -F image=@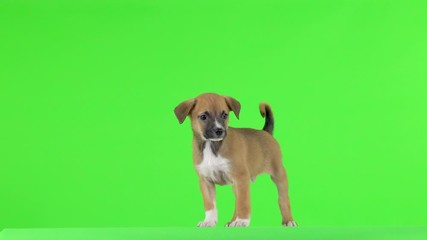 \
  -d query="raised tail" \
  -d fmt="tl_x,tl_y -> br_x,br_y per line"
259,102 -> 274,135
